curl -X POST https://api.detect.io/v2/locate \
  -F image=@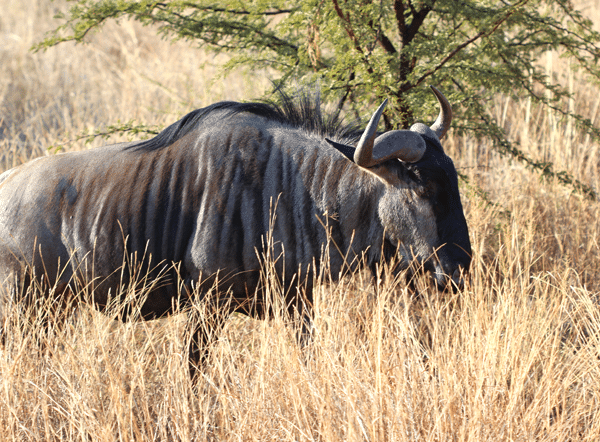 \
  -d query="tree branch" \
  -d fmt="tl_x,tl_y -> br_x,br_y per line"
412,0 -> 530,89
336,71 -> 356,112
404,1 -> 434,45
156,2 -> 295,16
330,0 -> 374,74
394,0 -> 406,41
